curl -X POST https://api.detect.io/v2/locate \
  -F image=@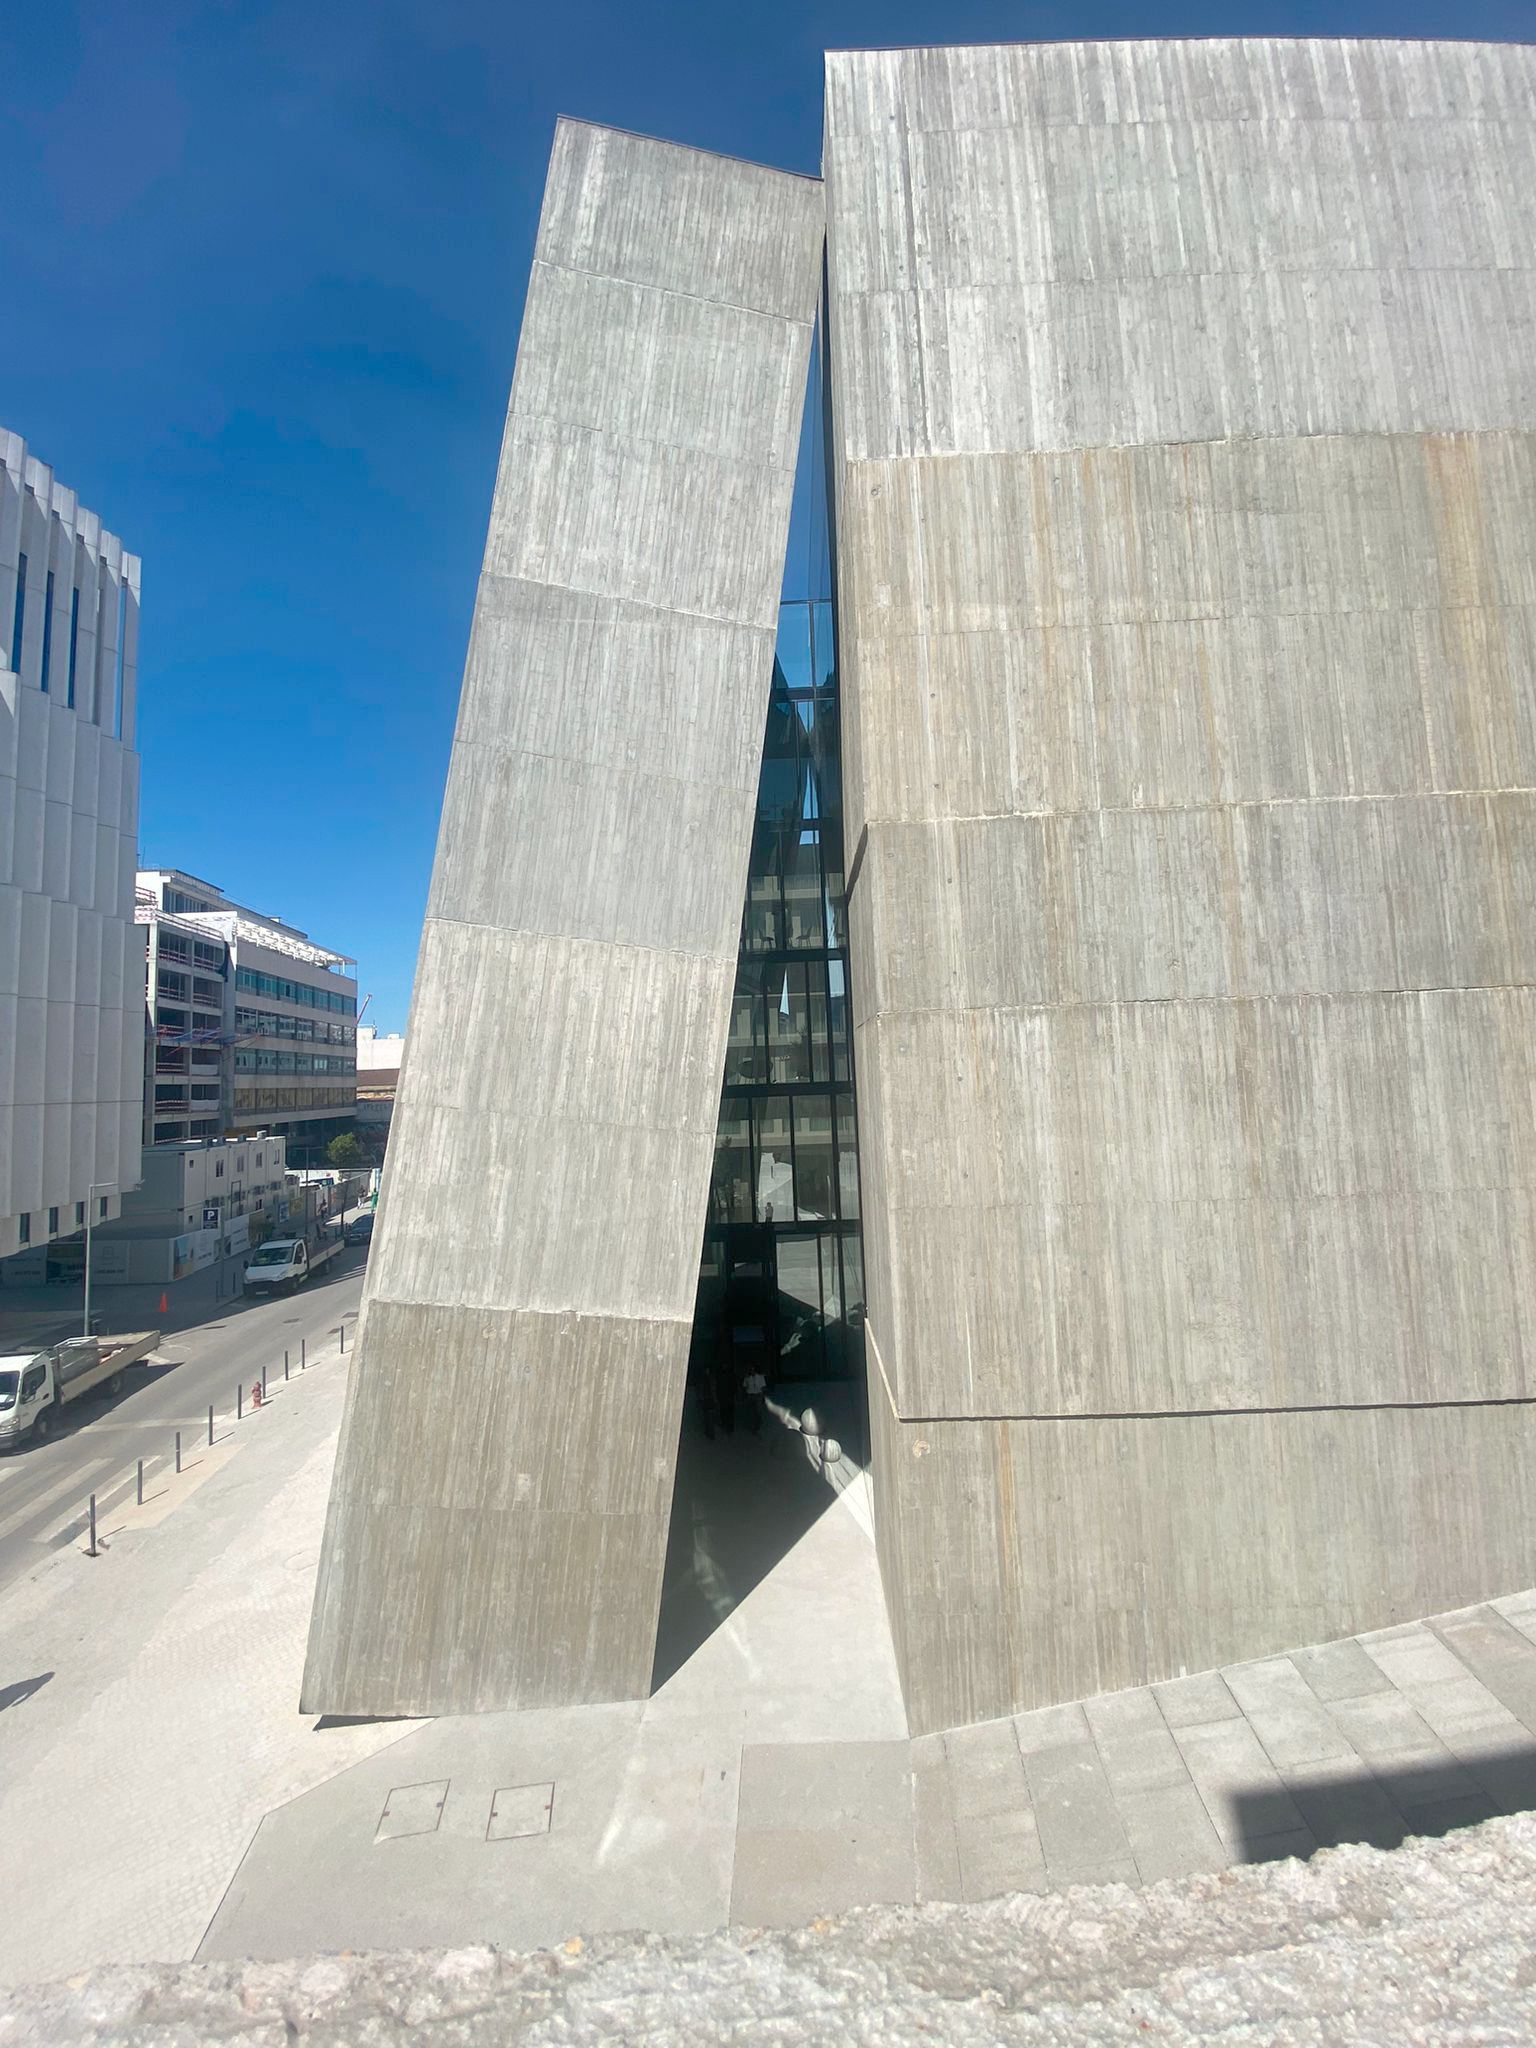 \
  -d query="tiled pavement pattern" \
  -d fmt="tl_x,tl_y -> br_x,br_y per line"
733,1589 -> 1536,1920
